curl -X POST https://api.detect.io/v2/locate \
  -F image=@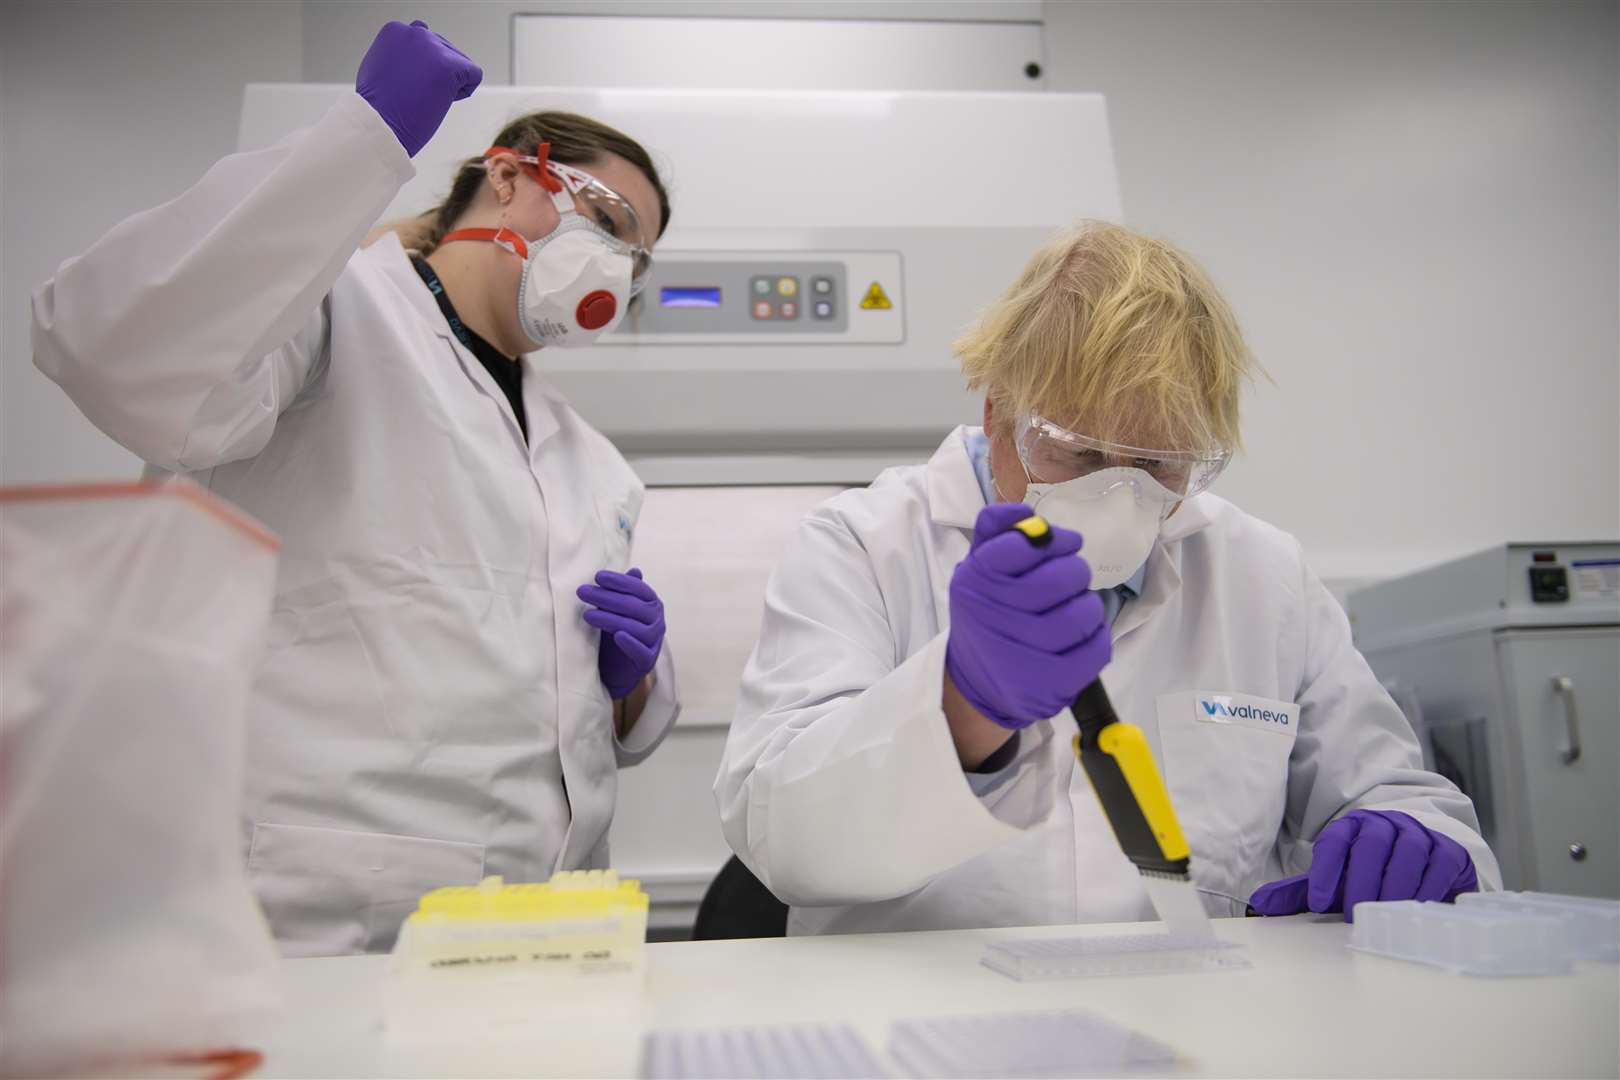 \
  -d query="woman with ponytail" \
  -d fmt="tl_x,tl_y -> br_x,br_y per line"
32,21 -> 680,955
